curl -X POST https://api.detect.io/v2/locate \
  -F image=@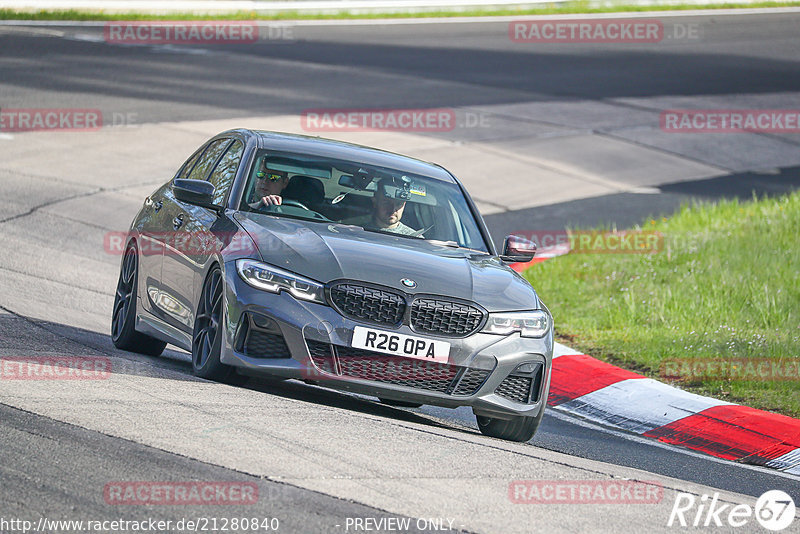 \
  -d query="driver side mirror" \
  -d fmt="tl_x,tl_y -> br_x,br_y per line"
500,234 -> 537,263
172,179 -> 221,213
